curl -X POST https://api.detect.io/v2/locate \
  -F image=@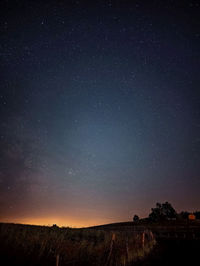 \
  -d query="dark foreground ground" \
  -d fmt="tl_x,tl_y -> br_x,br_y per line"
1,239 -> 200,266
1,222 -> 200,266
135,239 -> 200,266
0,222 -> 155,266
